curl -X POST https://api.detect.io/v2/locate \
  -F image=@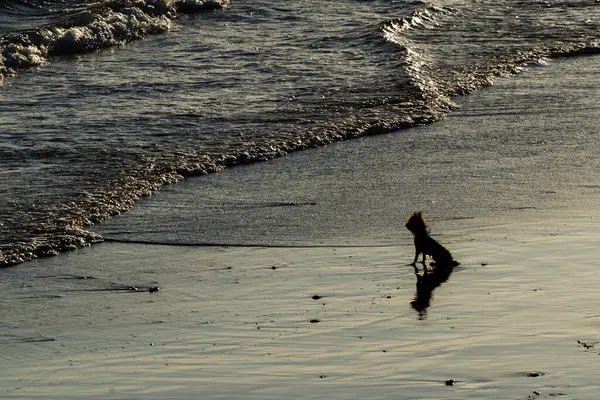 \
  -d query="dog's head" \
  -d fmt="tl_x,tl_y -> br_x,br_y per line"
405,211 -> 427,234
